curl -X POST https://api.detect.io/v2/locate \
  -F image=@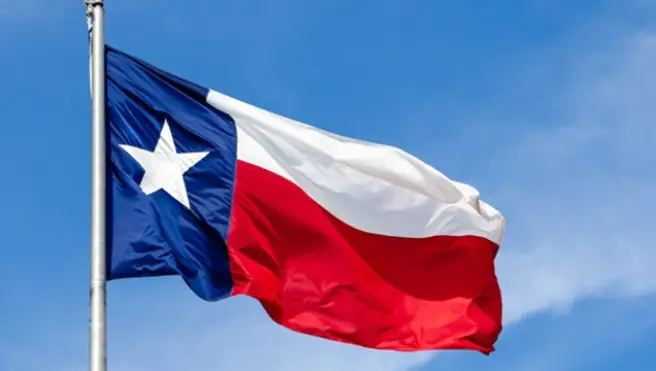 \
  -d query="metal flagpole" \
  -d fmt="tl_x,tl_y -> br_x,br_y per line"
85,1 -> 107,371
